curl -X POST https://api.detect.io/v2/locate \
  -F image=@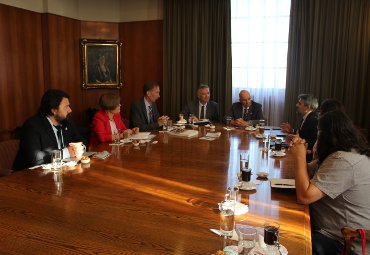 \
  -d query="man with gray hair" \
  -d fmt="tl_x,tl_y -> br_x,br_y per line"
182,84 -> 219,122
281,94 -> 318,160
